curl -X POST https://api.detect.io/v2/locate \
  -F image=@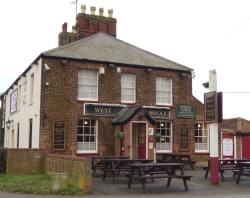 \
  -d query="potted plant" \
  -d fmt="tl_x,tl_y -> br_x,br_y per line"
116,131 -> 124,140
